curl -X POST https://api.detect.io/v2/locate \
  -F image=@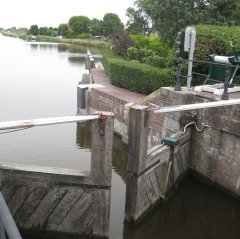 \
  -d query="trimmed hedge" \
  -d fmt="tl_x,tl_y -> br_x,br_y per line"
103,54 -> 175,95
193,25 -> 240,75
